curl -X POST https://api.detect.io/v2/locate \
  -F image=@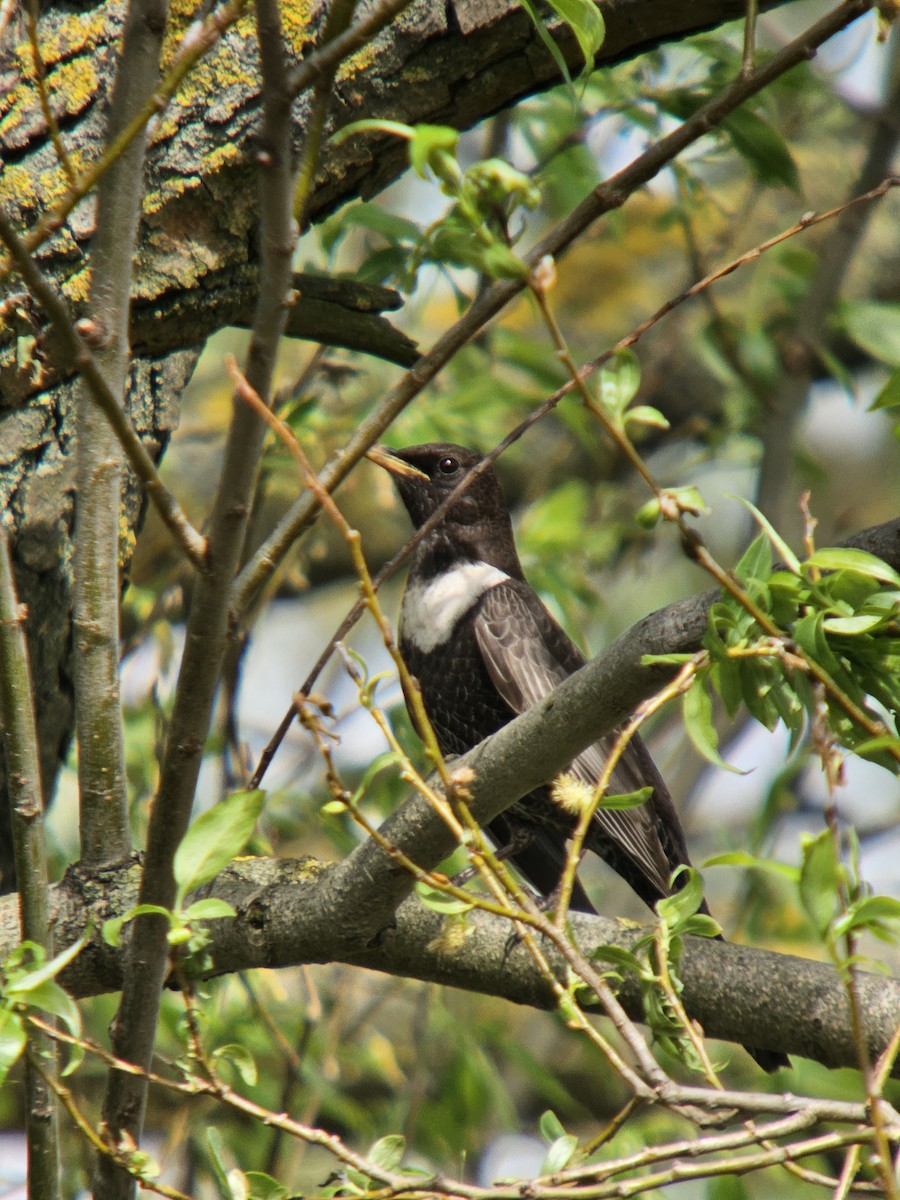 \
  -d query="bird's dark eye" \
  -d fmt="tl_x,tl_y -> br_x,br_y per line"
437,456 -> 459,475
